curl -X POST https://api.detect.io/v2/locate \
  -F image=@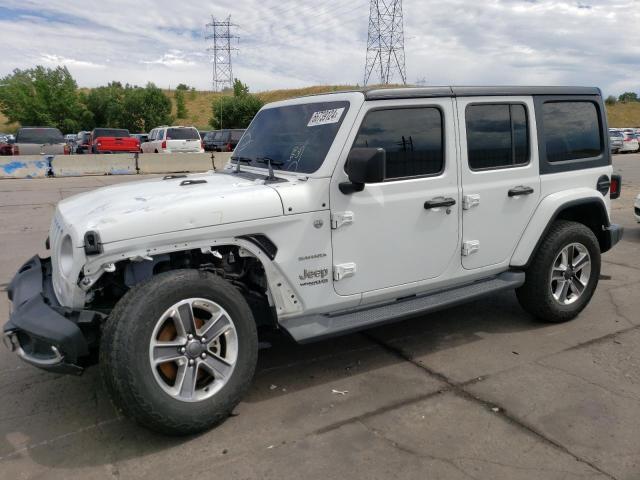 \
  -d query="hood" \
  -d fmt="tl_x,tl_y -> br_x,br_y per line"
57,171 -> 284,245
